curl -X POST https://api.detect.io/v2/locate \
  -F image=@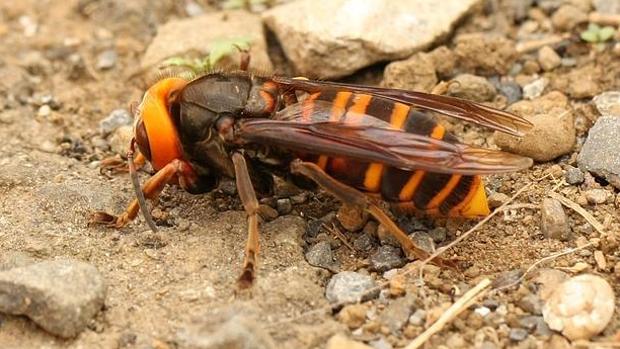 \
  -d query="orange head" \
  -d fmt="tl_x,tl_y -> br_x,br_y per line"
133,78 -> 188,171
